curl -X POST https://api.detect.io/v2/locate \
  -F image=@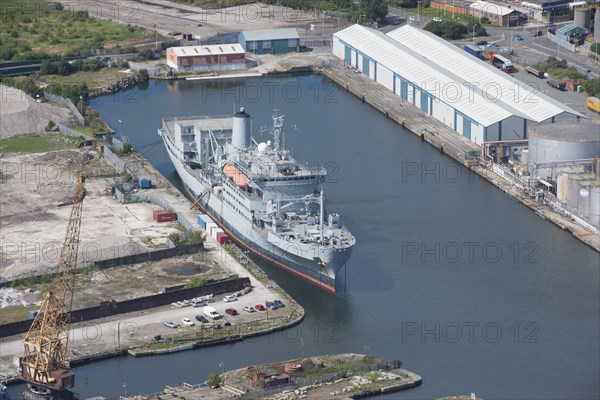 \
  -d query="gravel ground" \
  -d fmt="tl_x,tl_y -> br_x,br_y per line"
0,84 -> 77,138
